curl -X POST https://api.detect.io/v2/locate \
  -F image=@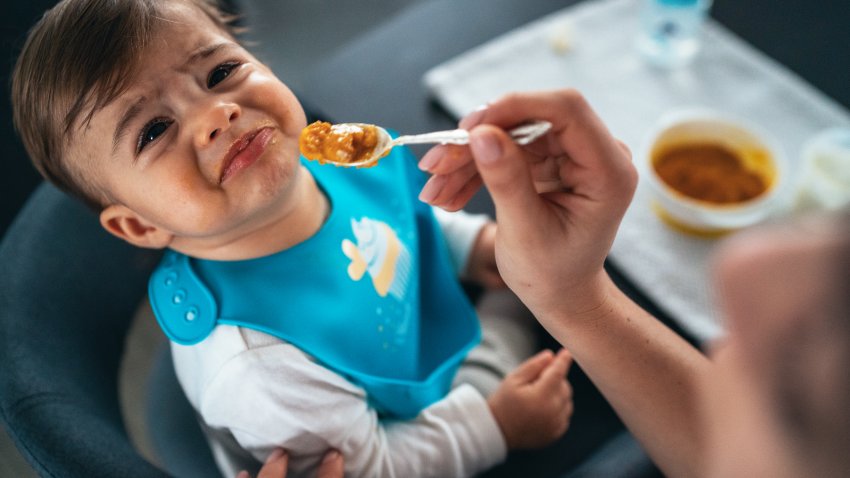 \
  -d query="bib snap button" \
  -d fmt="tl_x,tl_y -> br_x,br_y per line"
172,289 -> 187,305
